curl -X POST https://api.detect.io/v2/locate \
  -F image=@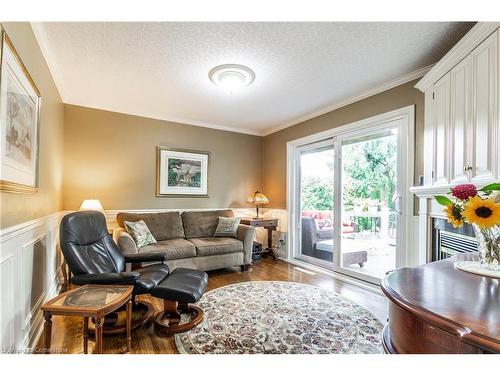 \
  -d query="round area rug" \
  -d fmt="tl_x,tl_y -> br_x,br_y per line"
175,281 -> 383,354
